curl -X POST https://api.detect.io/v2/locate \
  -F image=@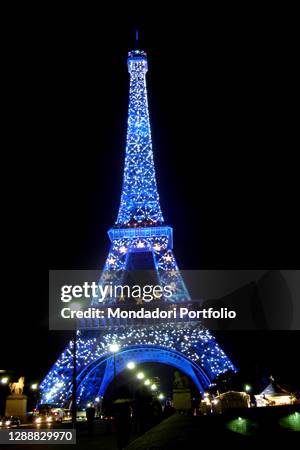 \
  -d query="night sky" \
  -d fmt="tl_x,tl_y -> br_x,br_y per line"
1,6 -> 299,394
